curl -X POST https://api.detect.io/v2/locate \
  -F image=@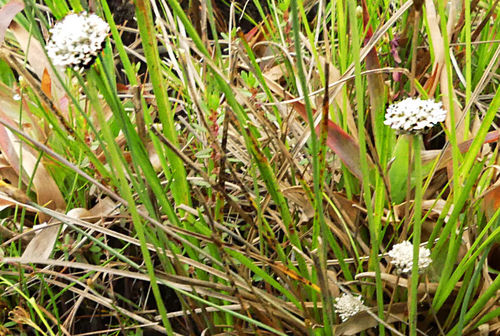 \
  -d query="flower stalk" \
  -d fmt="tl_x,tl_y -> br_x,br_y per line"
410,136 -> 423,336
